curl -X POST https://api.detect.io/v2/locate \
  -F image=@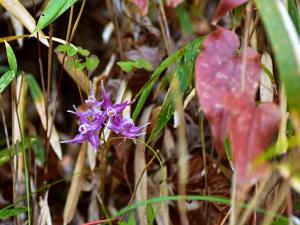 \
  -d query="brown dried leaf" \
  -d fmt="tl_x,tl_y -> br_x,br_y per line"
57,53 -> 90,95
